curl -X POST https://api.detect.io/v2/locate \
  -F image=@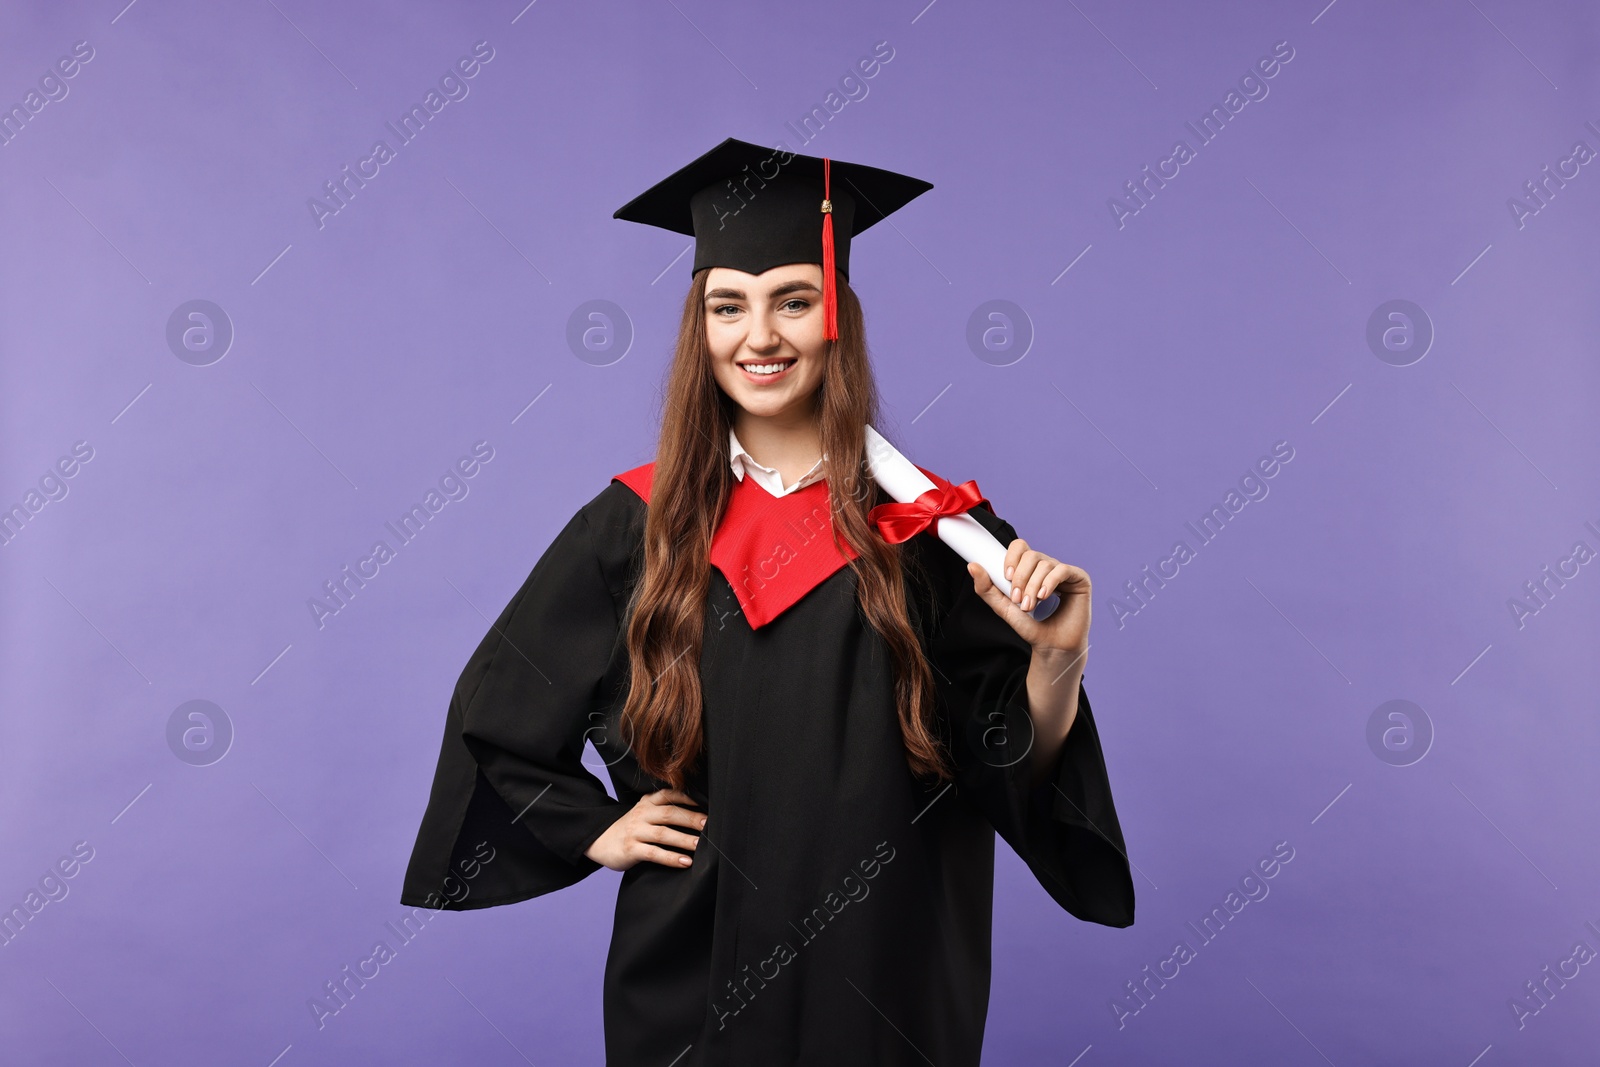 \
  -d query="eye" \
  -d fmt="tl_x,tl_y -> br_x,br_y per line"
780,298 -> 810,312
711,304 -> 742,317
